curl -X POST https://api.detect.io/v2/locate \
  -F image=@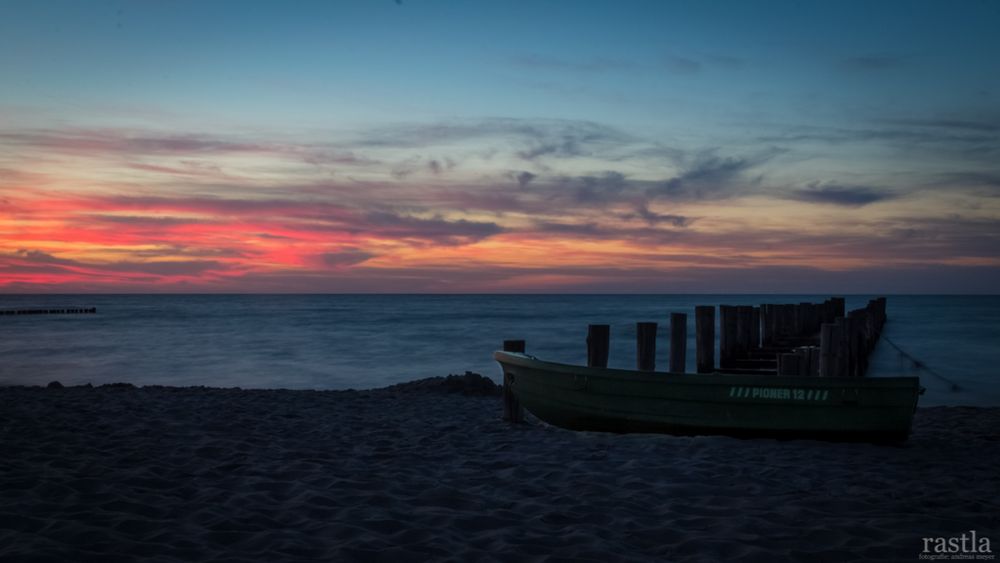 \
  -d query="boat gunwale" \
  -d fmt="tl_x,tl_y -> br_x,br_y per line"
493,350 -> 921,388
